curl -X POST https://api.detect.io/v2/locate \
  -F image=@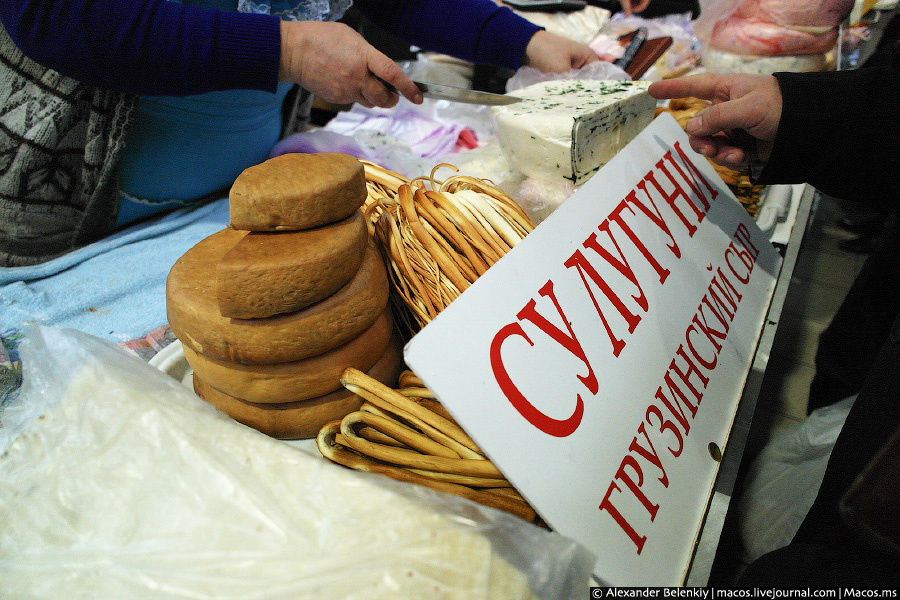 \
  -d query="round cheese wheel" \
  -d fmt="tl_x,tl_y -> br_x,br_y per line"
167,234 -> 389,364
217,211 -> 368,319
192,334 -> 404,439
184,309 -> 393,403
229,153 -> 366,231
